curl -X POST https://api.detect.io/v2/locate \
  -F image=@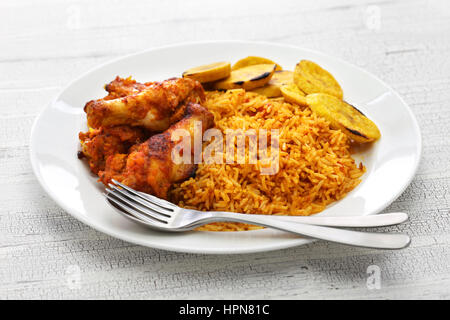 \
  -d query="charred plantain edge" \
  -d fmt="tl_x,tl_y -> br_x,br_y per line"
345,101 -> 366,116
250,72 -> 271,82
345,127 -> 368,139
233,81 -> 245,85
